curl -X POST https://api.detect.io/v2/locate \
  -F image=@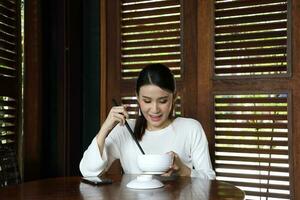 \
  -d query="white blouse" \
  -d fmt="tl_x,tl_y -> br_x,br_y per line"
79,117 -> 216,179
